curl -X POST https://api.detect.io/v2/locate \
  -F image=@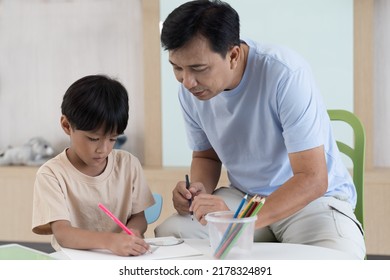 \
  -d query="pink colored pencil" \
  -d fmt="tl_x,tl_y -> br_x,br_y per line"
98,203 -> 134,235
